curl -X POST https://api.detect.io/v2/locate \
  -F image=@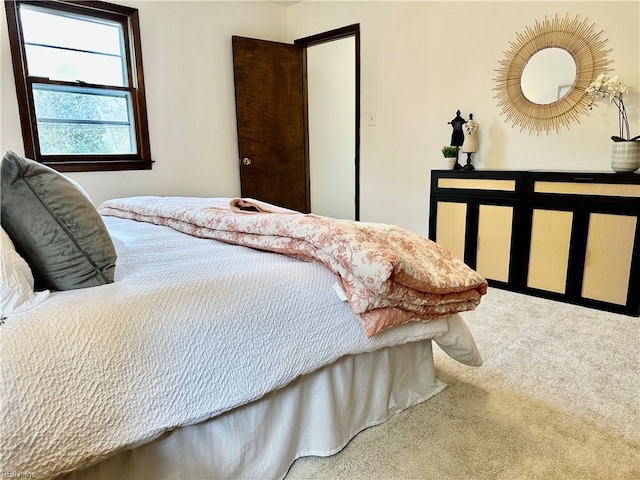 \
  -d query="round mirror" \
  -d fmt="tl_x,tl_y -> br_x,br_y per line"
521,48 -> 576,104
494,14 -> 610,134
